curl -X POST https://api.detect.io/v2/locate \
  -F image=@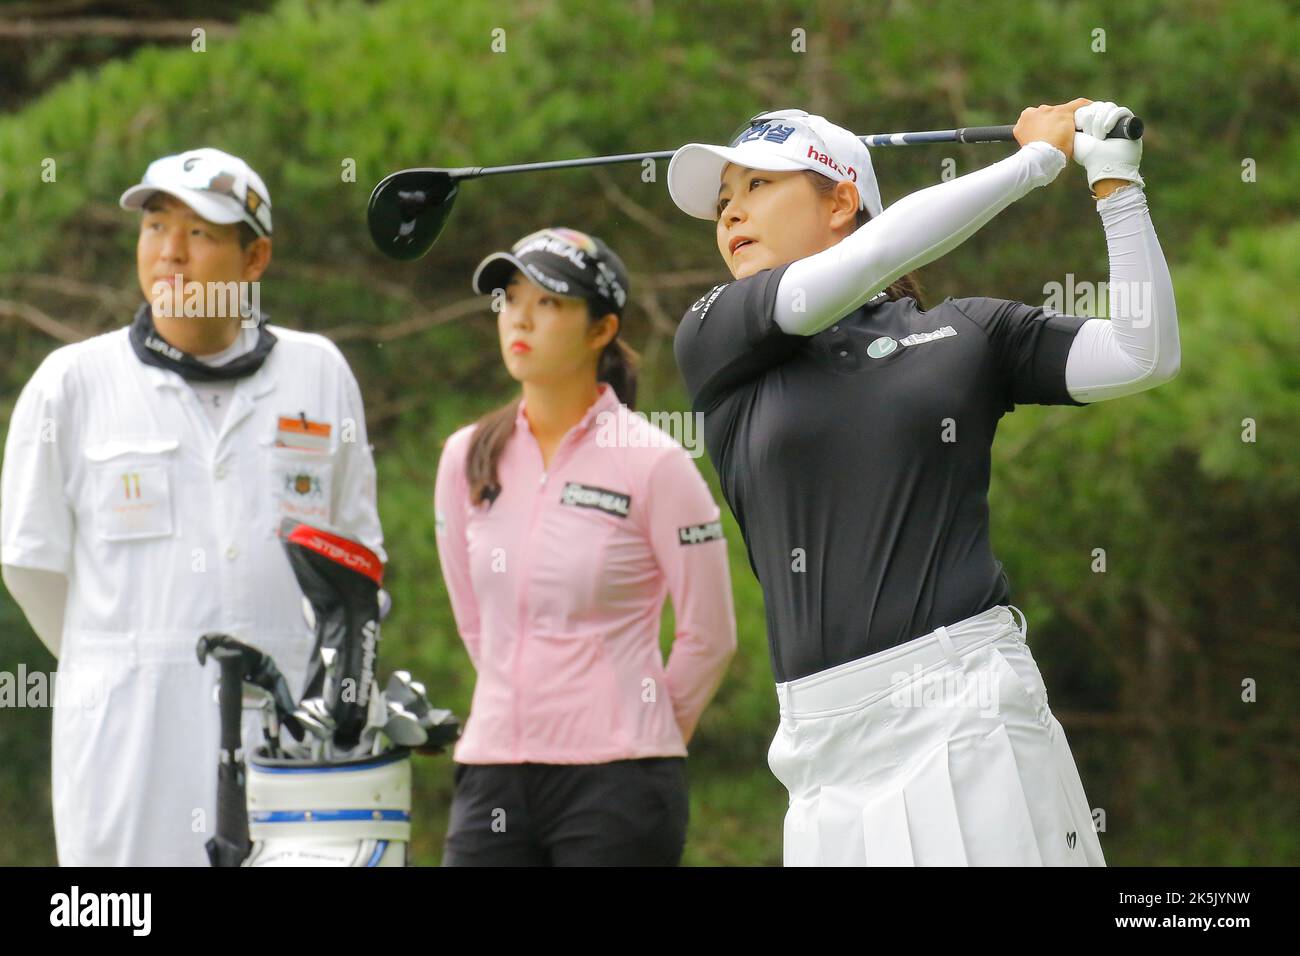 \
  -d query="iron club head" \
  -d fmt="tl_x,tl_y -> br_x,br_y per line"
383,702 -> 428,748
